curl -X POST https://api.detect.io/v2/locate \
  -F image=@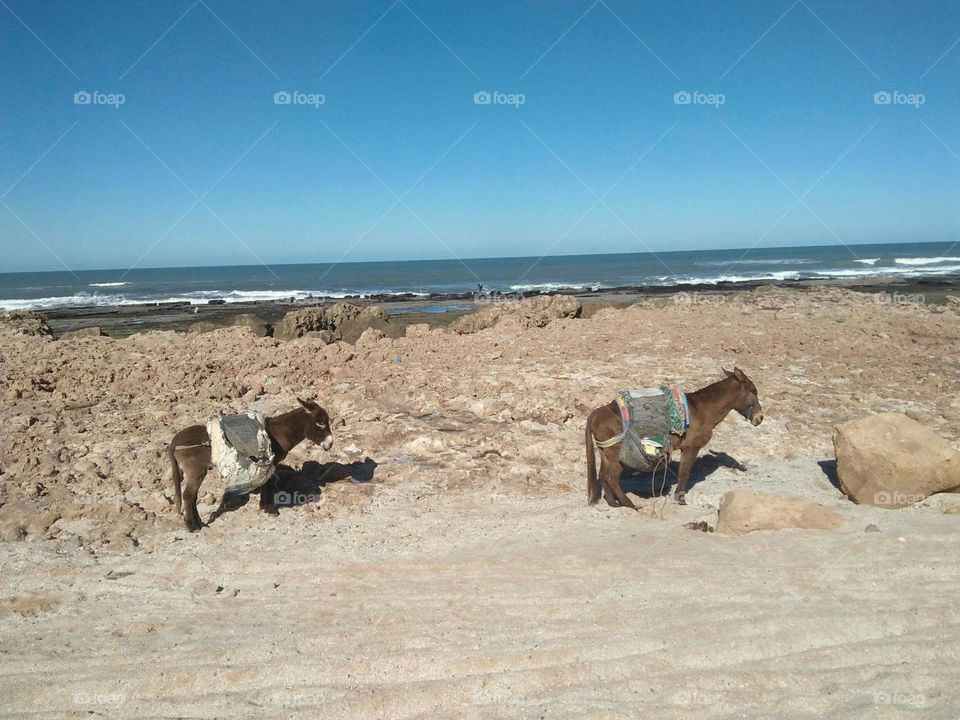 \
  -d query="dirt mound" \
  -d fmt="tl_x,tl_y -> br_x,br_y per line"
0,311 -> 53,338
59,327 -> 106,339
274,303 -> 391,343
451,294 -> 582,334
